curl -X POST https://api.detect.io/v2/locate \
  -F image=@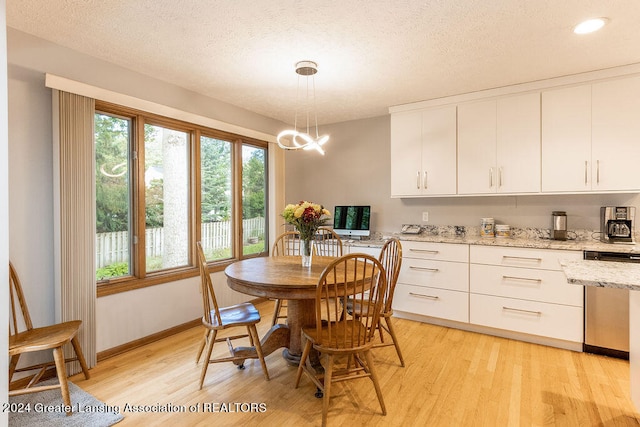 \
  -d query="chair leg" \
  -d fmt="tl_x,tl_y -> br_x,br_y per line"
249,325 -> 269,381
384,315 -> 405,367
70,335 -> 91,379
295,339 -> 313,388
199,329 -> 217,390
248,328 -> 255,347
322,354 -> 334,427
52,346 -> 72,416
271,299 -> 282,326
377,322 -> 385,343
195,329 -> 210,364
9,354 -> 20,382
363,350 -> 386,415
